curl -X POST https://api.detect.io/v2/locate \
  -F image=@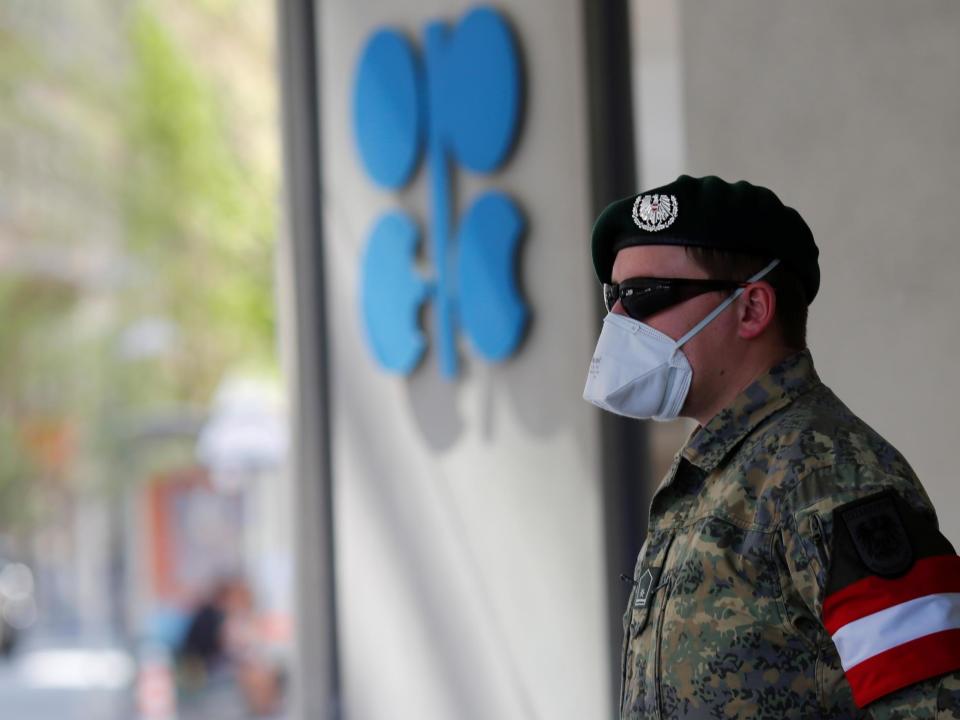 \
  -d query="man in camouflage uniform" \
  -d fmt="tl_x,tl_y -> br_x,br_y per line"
583,175 -> 960,718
